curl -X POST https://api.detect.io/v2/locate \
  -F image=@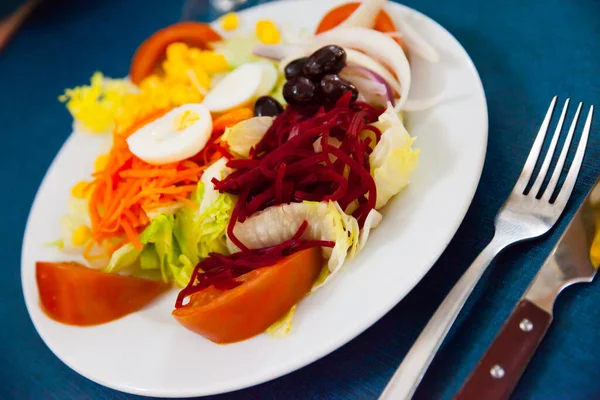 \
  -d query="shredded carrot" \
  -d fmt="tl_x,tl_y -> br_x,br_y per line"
87,108 -> 226,256
174,195 -> 198,209
119,169 -> 179,178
